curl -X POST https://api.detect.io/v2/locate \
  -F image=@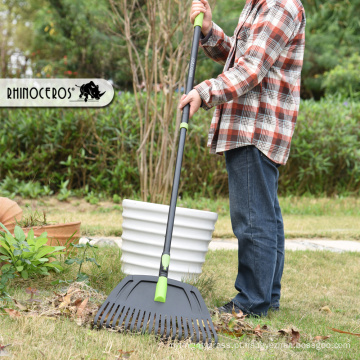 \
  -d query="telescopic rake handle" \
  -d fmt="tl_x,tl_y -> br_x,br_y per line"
154,6 -> 204,302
